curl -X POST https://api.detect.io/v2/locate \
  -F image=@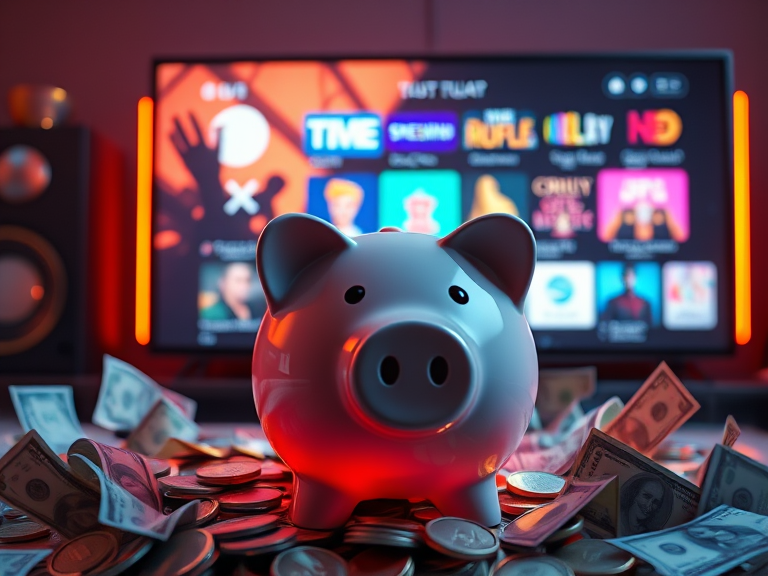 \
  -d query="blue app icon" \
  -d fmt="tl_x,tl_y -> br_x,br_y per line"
304,113 -> 383,158
547,276 -> 573,304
